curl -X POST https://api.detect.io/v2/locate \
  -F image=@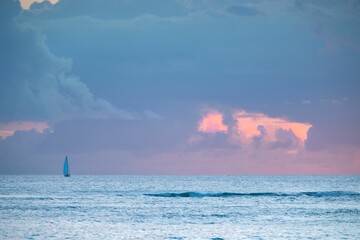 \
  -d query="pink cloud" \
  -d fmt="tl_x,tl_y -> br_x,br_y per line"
0,121 -> 50,139
19,0 -> 58,10
187,108 -> 360,174
195,109 -> 313,158
198,111 -> 228,134
232,110 -> 312,144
